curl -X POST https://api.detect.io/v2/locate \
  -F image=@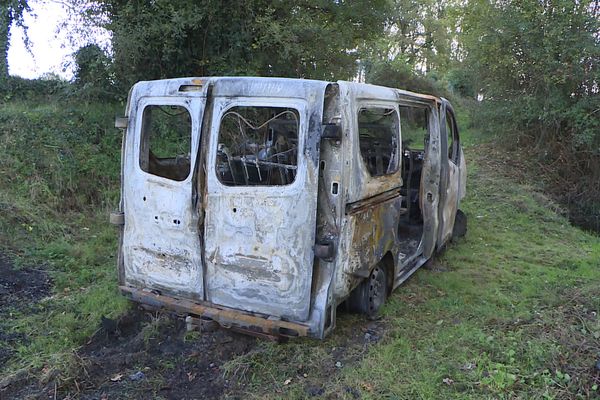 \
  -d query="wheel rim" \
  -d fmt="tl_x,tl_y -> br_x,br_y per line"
367,266 -> 386,315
